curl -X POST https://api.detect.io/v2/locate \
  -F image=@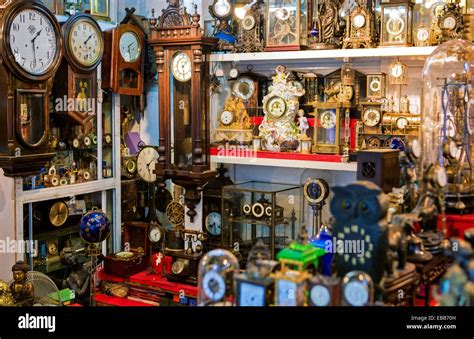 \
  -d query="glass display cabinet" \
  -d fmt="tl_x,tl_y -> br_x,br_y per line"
221,182 -> 304,262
